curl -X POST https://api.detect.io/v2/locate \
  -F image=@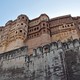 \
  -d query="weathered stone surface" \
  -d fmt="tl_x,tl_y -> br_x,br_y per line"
0,39 -> 80,80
